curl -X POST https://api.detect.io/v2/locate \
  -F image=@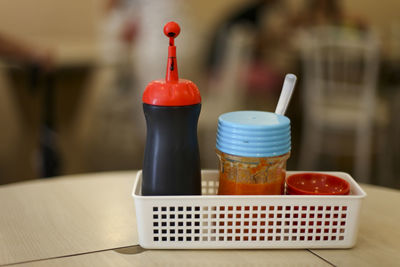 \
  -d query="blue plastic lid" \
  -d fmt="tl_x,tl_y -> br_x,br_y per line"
216,111 -> 291,157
